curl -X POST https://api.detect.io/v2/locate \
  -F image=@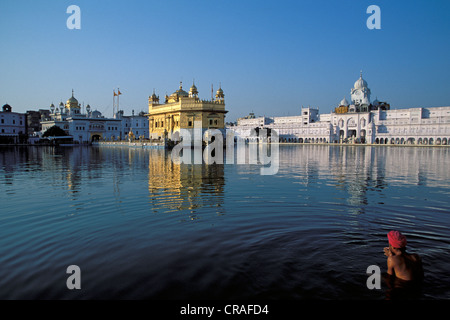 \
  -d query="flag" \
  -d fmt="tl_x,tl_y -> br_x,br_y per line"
118,89 -> 122,95
114,90 -> 117,96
